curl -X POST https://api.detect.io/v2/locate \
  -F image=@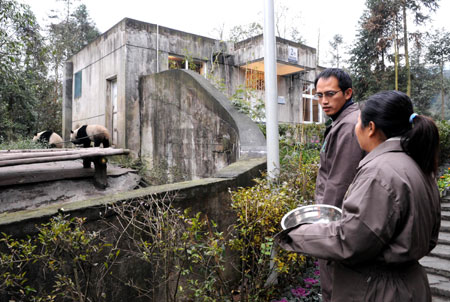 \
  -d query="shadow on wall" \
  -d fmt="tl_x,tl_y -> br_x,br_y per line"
139,69 -> 266,182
